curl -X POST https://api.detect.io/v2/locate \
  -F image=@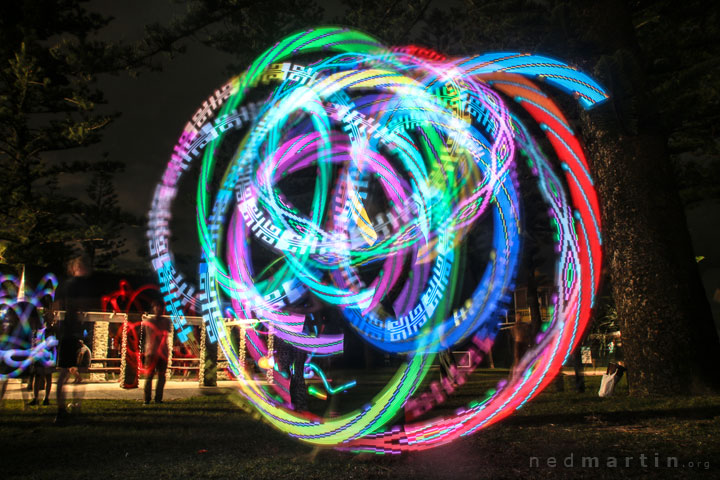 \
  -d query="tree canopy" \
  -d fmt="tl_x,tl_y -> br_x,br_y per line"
0,1 -> 156,271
